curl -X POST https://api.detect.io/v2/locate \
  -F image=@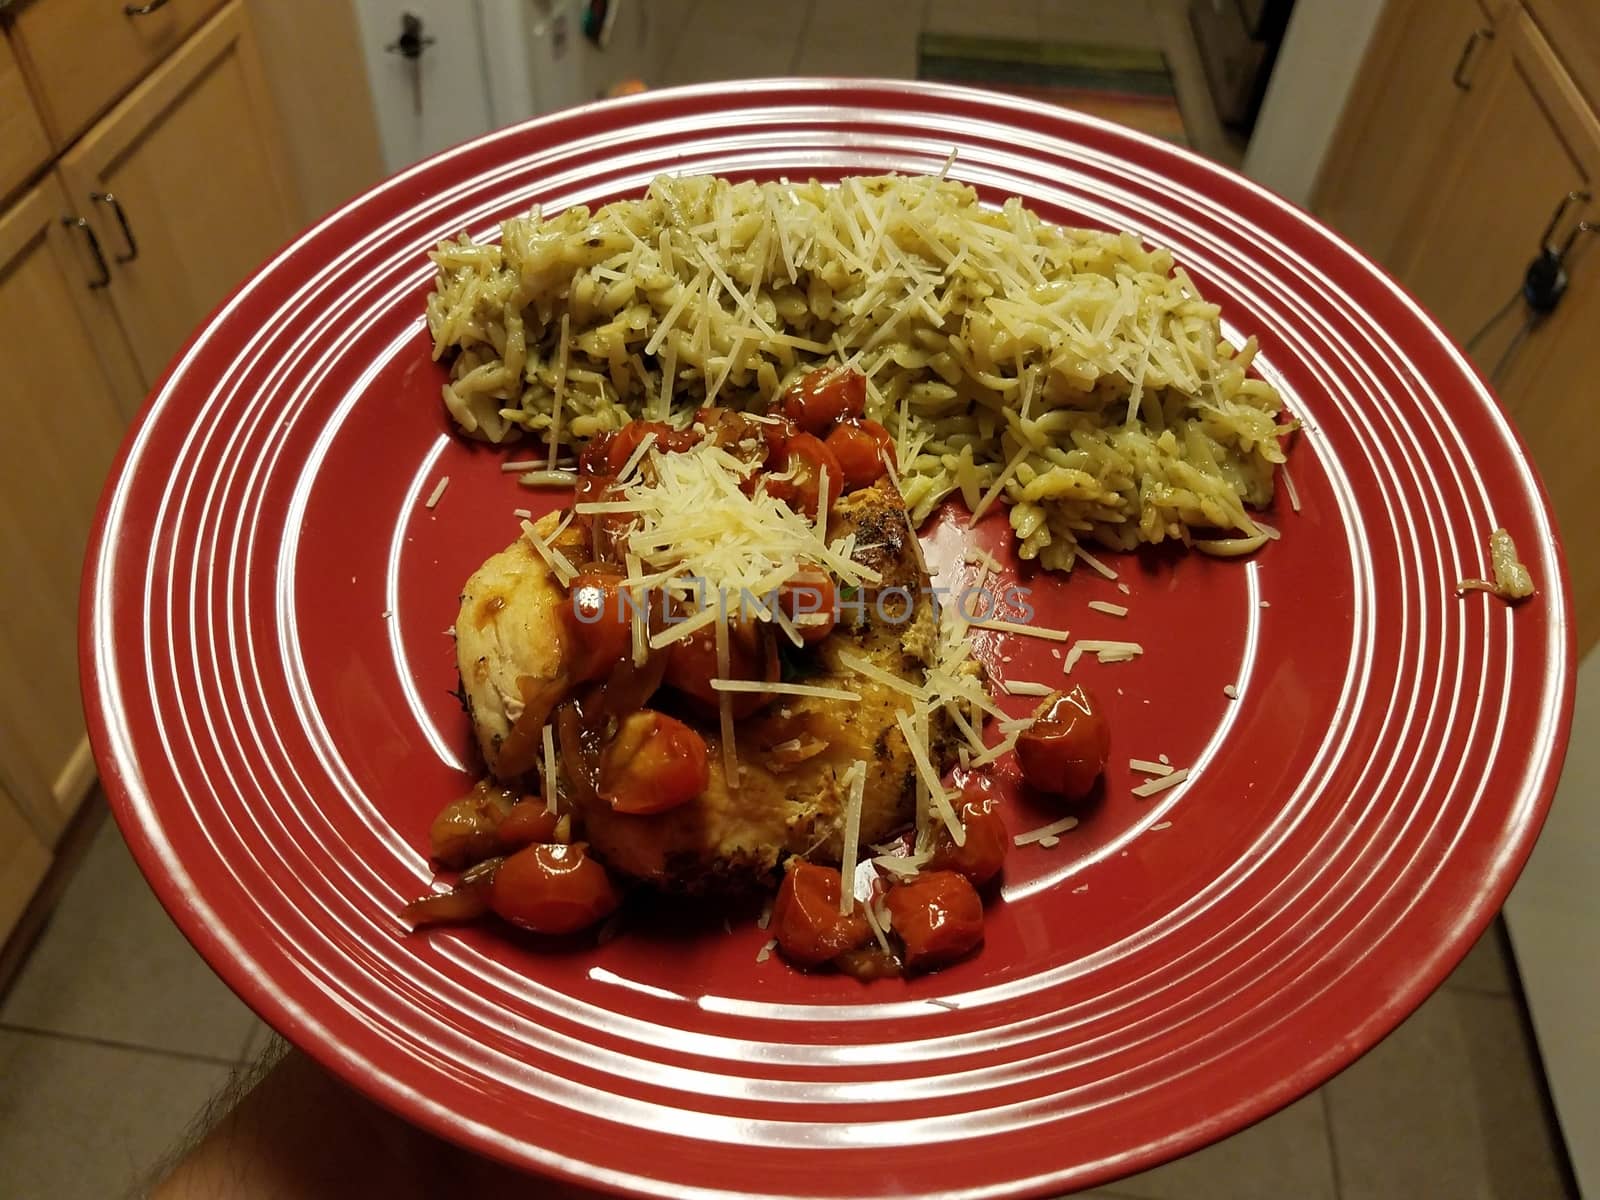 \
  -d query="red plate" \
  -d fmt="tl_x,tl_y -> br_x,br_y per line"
81,81 -> 1573,1198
